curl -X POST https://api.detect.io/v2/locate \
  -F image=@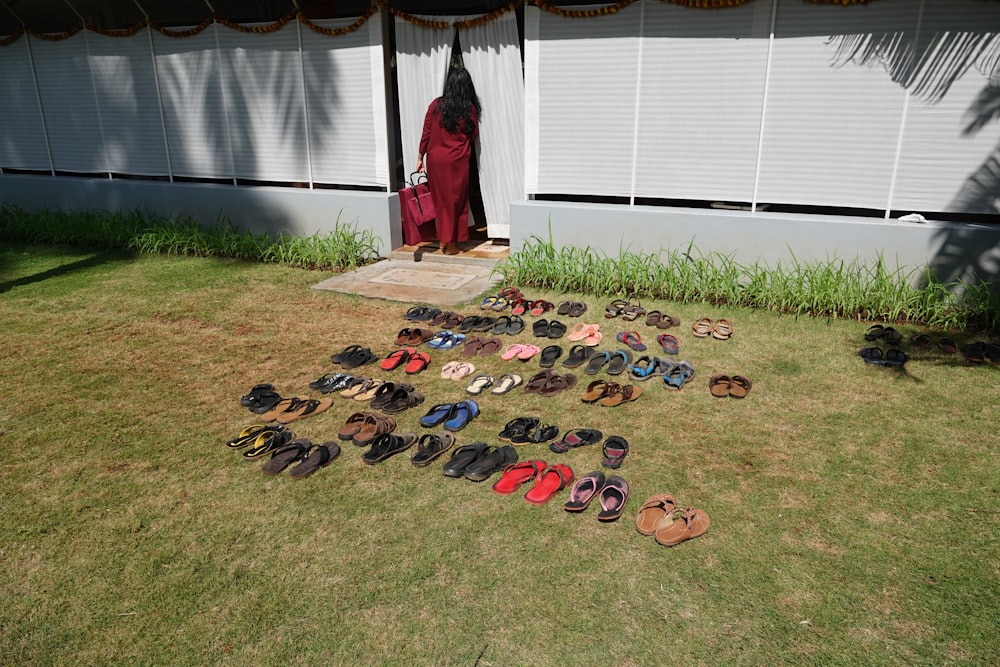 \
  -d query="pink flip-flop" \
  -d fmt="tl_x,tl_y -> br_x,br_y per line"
501,343 -> 526,361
